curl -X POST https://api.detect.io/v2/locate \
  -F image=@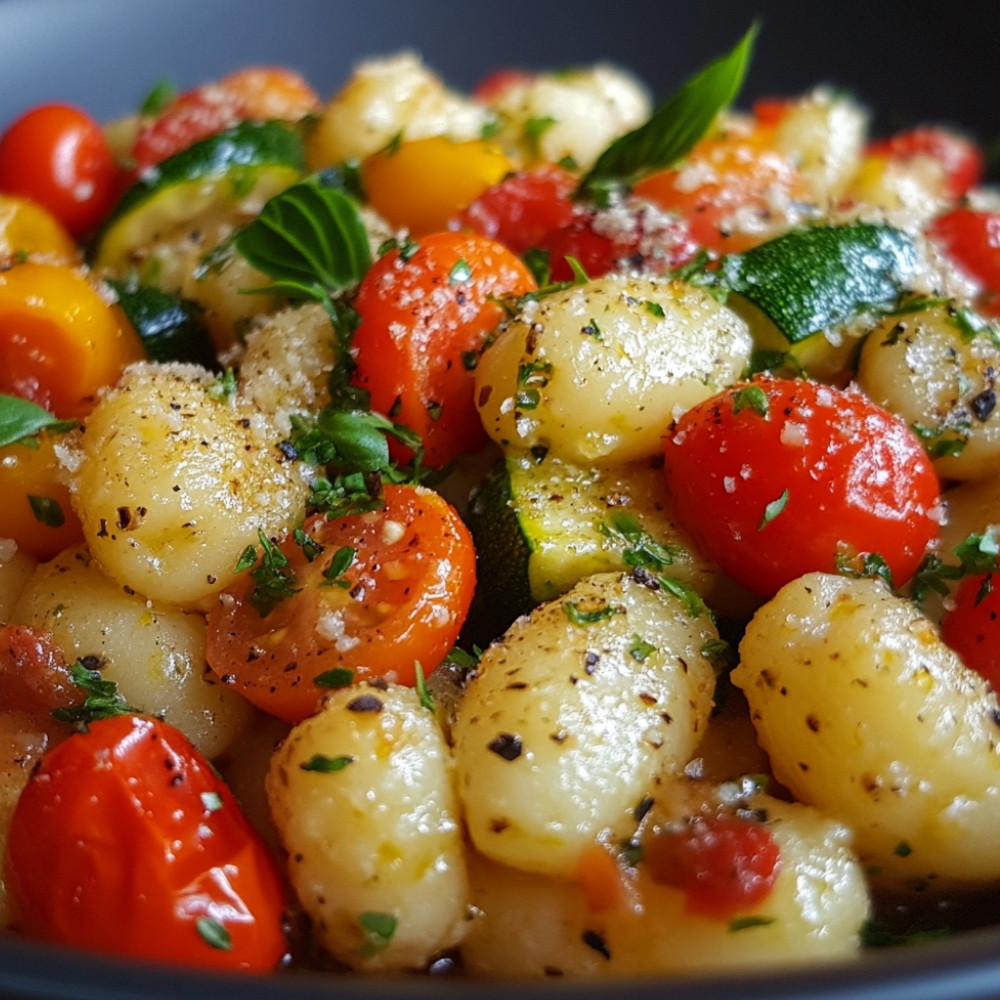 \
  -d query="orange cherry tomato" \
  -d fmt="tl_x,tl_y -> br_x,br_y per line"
0,104 -> 120,239
0,430 -> 84,559
351,231 -> 536,468
363,136 -> 514,236
0,260 -> 145,418
205,484 -> 477,724
645,814 -> 781,920
633,128 -> 808,255
4,713 -> 289,971
663,377 -> 941,598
